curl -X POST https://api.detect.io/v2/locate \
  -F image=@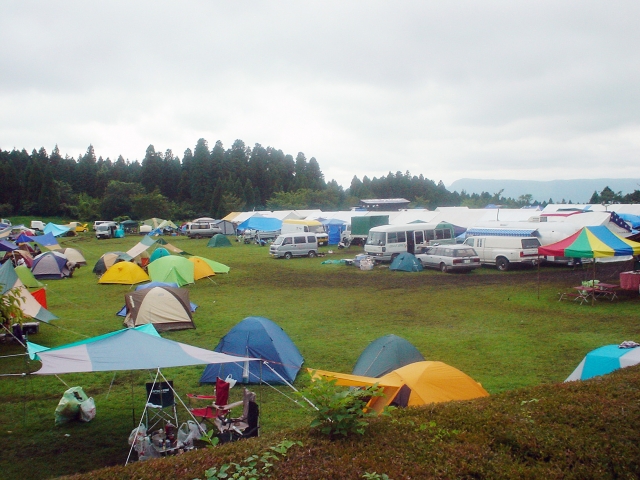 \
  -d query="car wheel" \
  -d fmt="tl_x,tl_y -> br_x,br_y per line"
284,252 -> 292,260
308,251 -> 317,258
440,263 -> 448,273
496,257 -> 509,271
